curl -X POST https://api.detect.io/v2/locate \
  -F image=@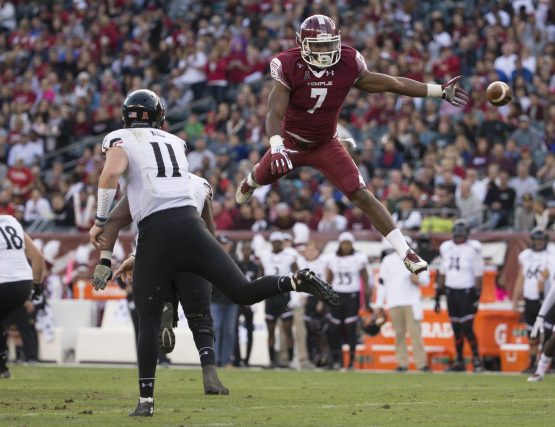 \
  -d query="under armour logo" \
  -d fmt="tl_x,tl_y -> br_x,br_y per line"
297,63 -> 303,69
202,351 -> 209,356
325,70 -> 335,76
141,382 -> 153,388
